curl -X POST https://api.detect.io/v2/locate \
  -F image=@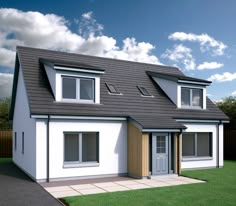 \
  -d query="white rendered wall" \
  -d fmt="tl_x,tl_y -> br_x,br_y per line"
219,124 -> 224,167
181,123 -> 222,169
13,67 -> 36,179
35,119 -> 47,180
35,119 -> 127,181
